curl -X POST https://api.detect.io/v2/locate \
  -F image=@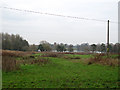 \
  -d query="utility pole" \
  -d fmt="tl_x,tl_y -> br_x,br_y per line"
107,20 -> 109,54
